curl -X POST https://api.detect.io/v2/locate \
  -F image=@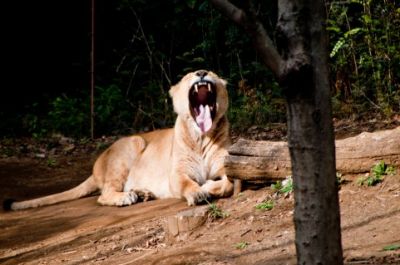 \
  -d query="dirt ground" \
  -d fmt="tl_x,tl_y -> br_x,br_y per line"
1,120 -> 400,264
